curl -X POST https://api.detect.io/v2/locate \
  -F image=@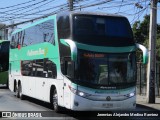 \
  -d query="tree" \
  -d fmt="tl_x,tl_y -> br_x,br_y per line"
132,15 -> 150,44
132,15 -> 160,62
132,21 -> 145,44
